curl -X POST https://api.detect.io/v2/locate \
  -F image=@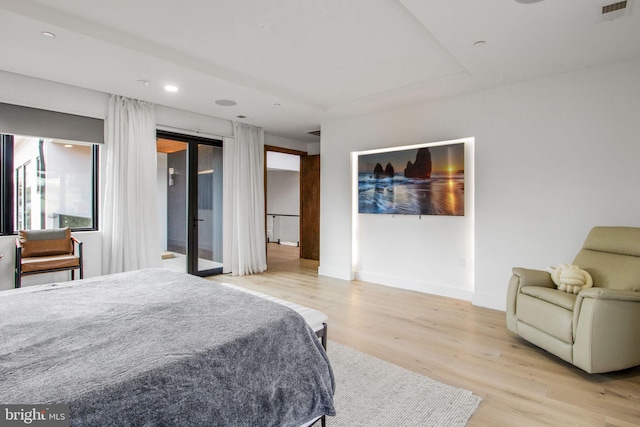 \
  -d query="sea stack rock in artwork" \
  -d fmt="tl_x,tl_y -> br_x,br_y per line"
404,147 -> 432,179
384,162 -> 395,177
374,162 -> 395,178
373,163 -> 384,178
